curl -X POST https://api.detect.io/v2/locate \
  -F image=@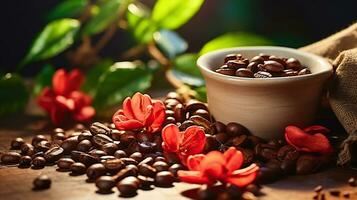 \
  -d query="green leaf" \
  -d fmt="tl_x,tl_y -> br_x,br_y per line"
33,64 -> 55,96
173,53 -> 202,78
193,86 -> 206,102
20,18 -> 80,67
152,0 -> 204,30
126,2 -> 157,43
153,29 -> 187,59
46,0 -> 89,21
170,69 -> 205,87
200,32 -> 272,55
83,0 -> 122,35
0,73 -> 29,117
93,61 -> 153,109
82,59 -> 114,96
